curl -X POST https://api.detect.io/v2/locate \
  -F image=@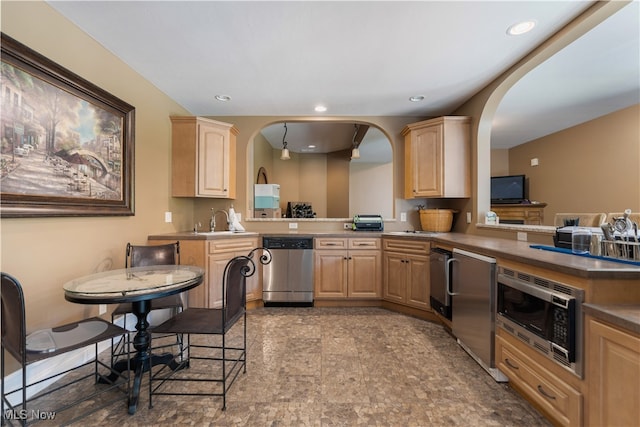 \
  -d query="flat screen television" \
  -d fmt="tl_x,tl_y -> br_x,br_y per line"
491,174 -> 526,204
